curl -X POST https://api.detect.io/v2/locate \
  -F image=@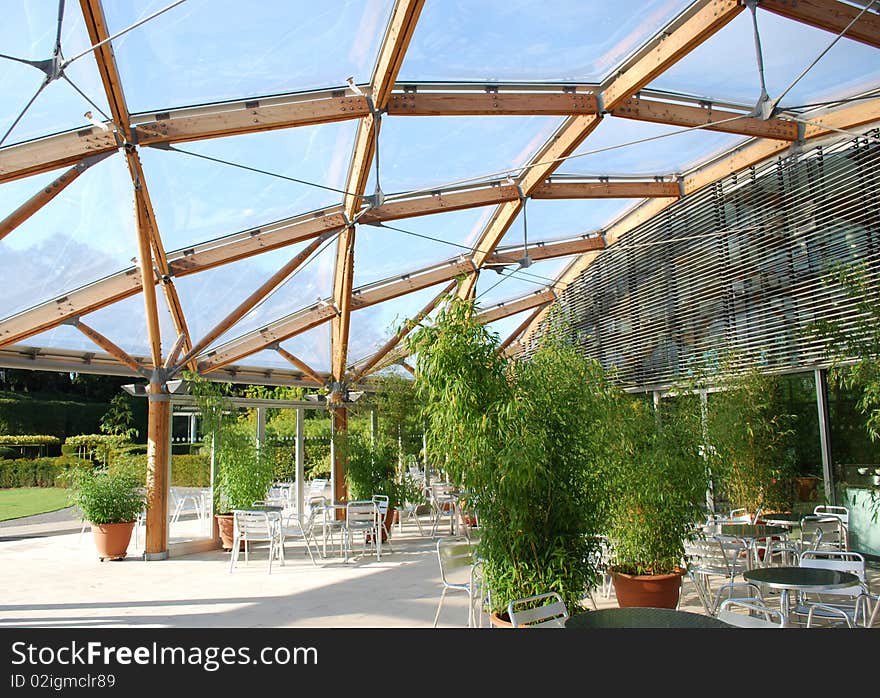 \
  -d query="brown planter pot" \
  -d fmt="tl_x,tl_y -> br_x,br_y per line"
611,567 -> 686,609
91,521 -> 135,561
489,611 -> 513,628
216,513 -> 236,551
